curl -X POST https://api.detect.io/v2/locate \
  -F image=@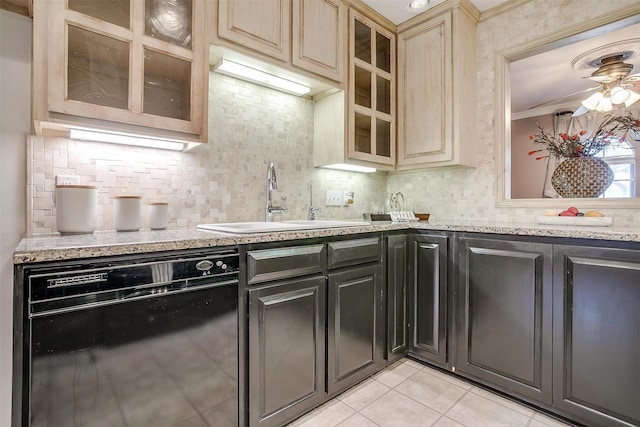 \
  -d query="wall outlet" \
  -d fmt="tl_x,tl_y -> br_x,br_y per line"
325,190 -> 342,206
343,191 -> 354,206
56,175 -> 80,186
